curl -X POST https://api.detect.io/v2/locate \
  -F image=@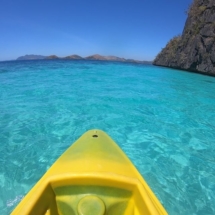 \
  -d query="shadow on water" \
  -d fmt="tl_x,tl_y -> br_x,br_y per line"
0,69 -> 9,74
203,80 -> 215,83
